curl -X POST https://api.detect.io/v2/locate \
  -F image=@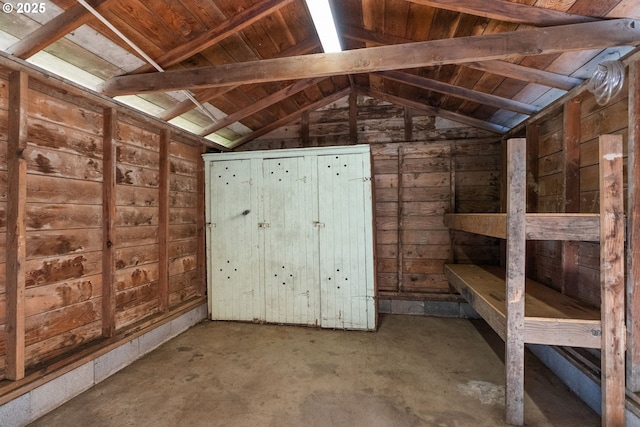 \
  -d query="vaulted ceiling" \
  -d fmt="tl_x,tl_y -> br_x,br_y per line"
1,0 -> 640,150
